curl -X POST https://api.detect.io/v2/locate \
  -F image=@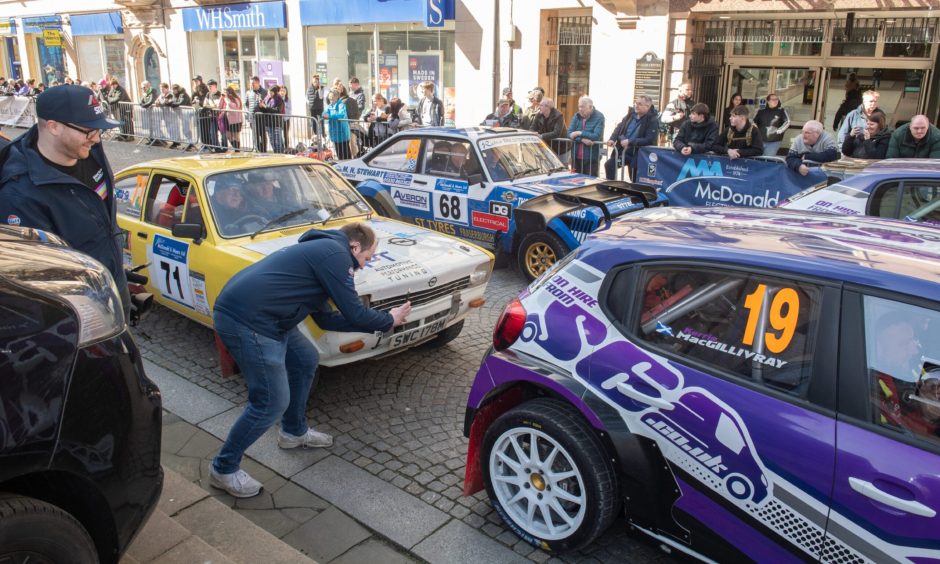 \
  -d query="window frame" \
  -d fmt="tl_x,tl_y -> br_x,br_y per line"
420,137 -> 479,179
143,172 -> 197,231
599,259 -> 840,413
839,285 -> 940,455
866,177 -> 940,220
